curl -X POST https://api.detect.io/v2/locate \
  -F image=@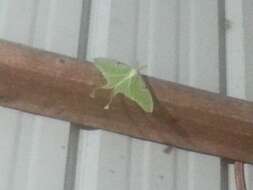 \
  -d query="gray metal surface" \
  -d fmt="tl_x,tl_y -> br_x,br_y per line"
0,0 -> 82,189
